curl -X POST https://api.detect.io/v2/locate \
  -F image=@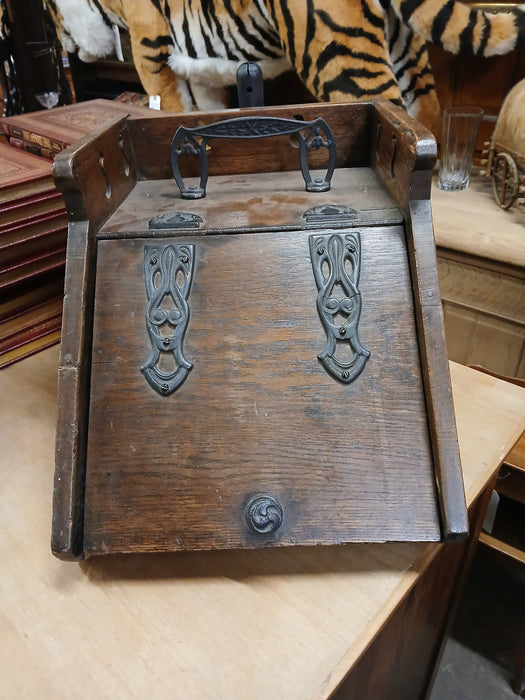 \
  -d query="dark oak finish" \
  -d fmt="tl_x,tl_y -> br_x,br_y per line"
84,224 -> 439,553
52,99 -> 467,559
52,118 -> 138,559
